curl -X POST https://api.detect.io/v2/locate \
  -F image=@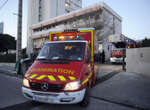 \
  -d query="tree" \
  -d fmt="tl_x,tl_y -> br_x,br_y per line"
142,38 -> 150,47
137,37 -> 150,47
0,34 -> 16,54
